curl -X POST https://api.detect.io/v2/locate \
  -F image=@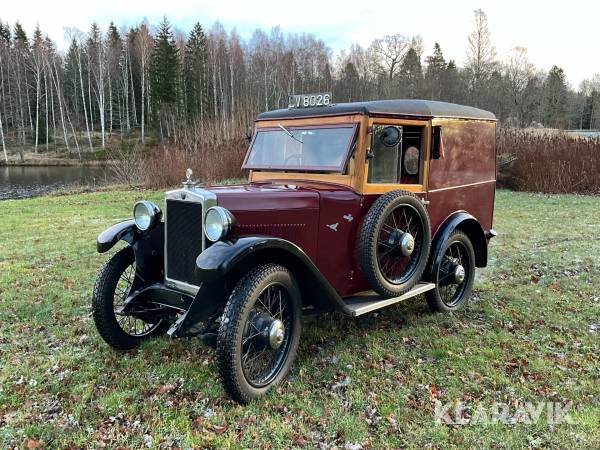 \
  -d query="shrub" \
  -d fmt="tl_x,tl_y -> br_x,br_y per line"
142,137 -> 247,188
108,120 -> 249,188
497,128 -> 600,194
